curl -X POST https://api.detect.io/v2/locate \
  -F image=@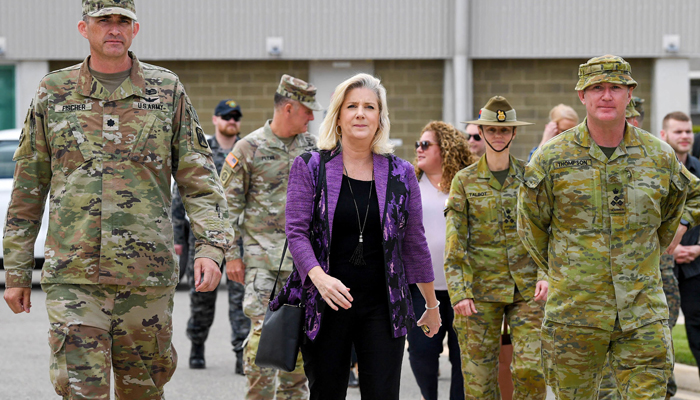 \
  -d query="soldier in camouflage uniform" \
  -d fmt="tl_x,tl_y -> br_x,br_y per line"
445,96 -> 548,400
627,96 -> 645,127
598,106 -> 685,400
221,74 -> 322,400
623,98 -> 681,327
2,1 -> 233,399
172,99 -> 250,373
518,55 -> 692,399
